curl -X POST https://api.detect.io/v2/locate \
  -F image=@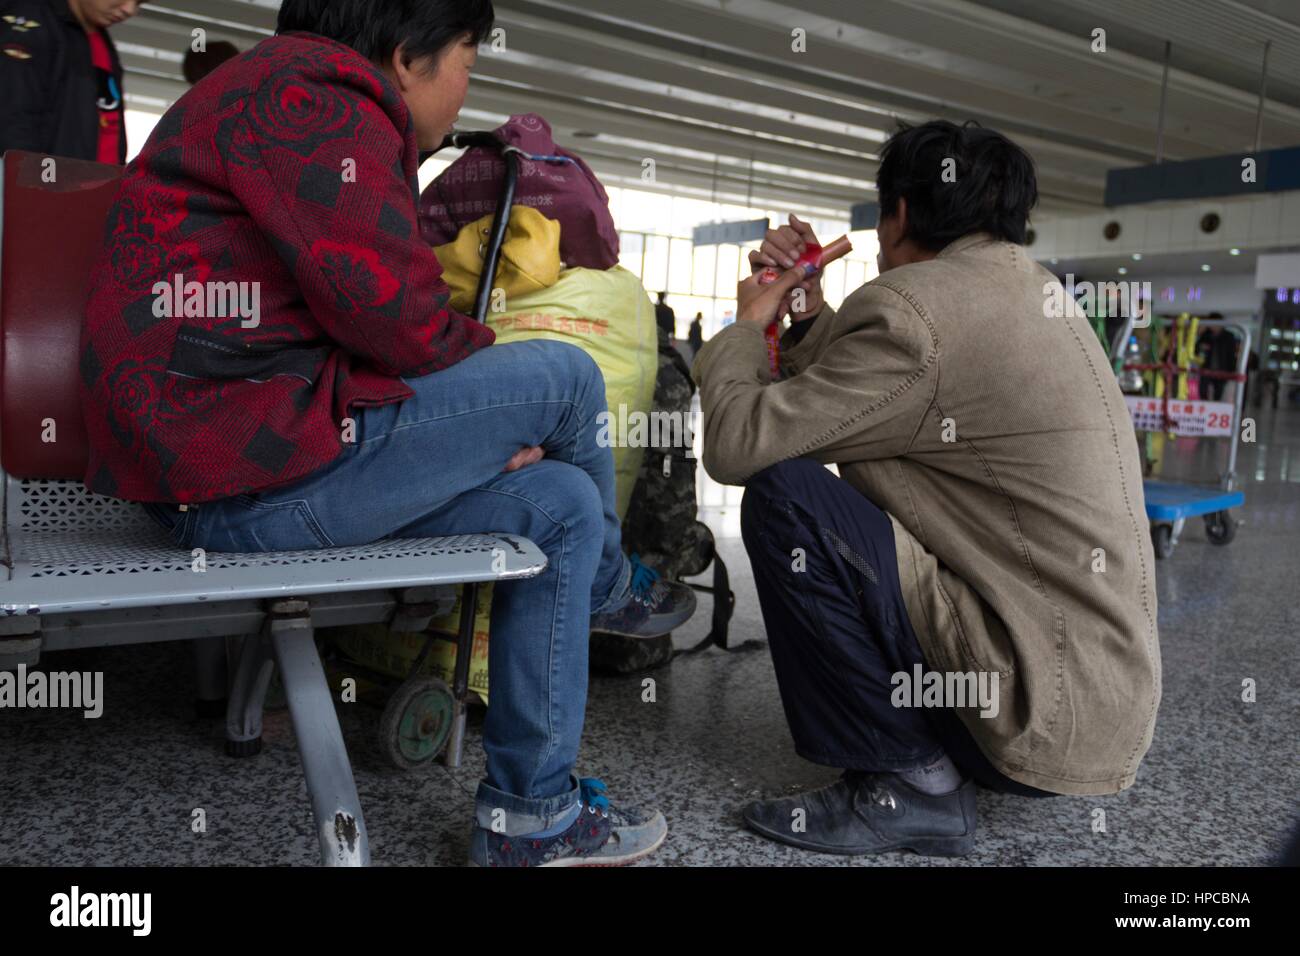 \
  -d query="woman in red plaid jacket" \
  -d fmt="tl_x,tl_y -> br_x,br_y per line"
79,0 -> 726,868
